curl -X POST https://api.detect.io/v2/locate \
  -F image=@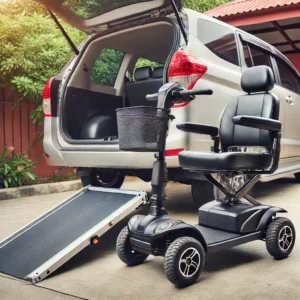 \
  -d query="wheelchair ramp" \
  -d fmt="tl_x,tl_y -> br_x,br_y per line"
0,186 -> 146,283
